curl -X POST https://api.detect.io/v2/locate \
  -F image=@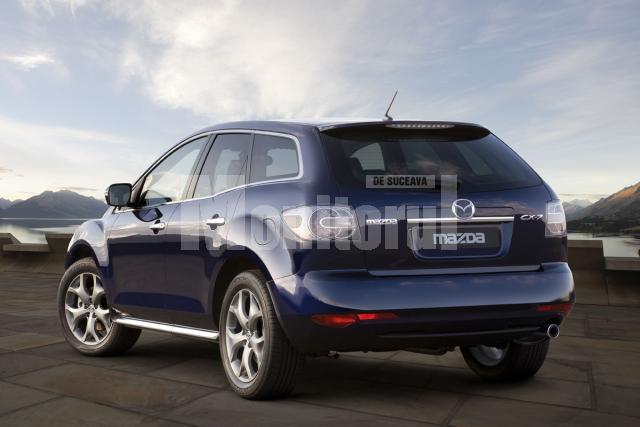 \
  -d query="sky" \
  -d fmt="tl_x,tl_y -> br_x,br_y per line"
0,0 -> 638,202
